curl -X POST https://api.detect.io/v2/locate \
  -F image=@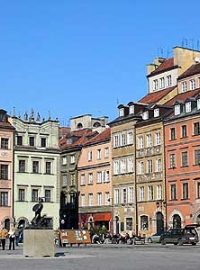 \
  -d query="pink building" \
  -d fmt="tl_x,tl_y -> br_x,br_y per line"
0,109 -> 15,230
